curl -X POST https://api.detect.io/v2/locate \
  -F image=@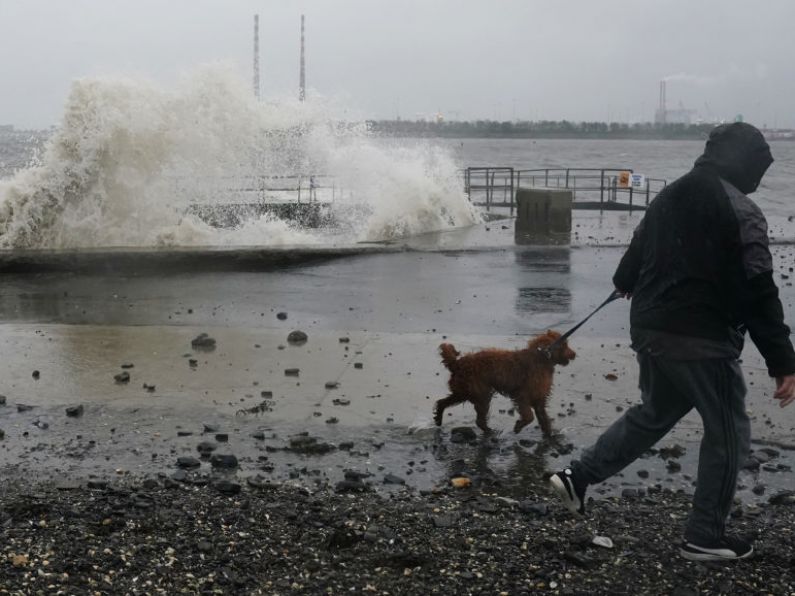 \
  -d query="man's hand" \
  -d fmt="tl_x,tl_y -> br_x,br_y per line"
774,374 -> 795,407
